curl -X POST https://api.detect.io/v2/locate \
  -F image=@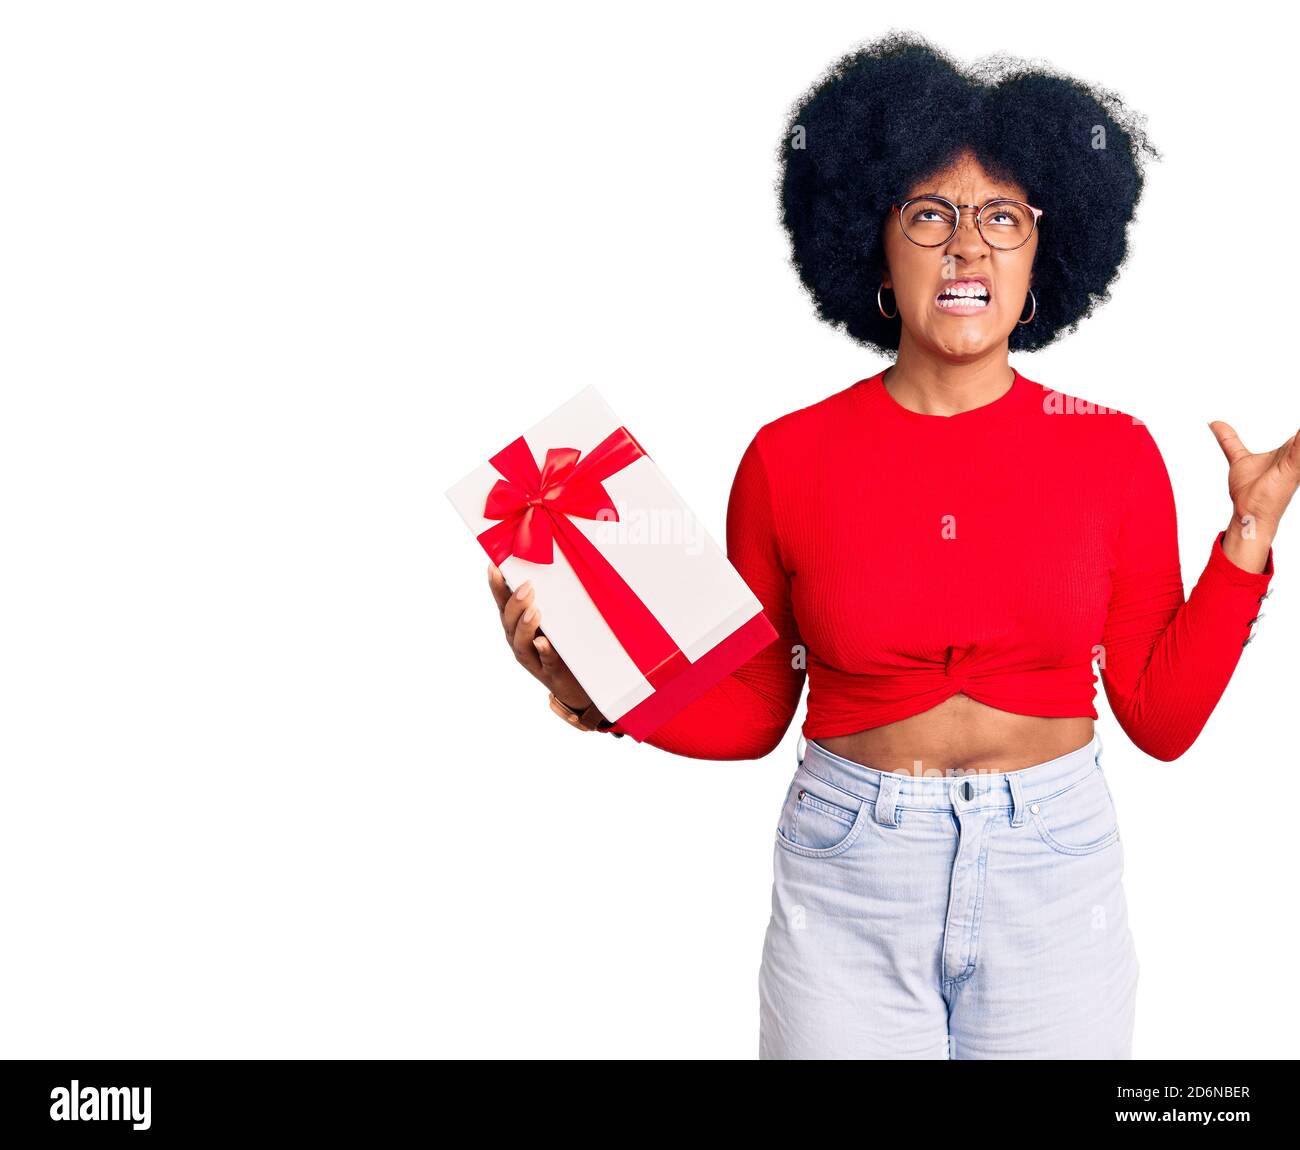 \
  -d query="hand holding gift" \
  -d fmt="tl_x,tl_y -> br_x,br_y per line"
446,387 -> 777,741
487,561 -> 609,726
